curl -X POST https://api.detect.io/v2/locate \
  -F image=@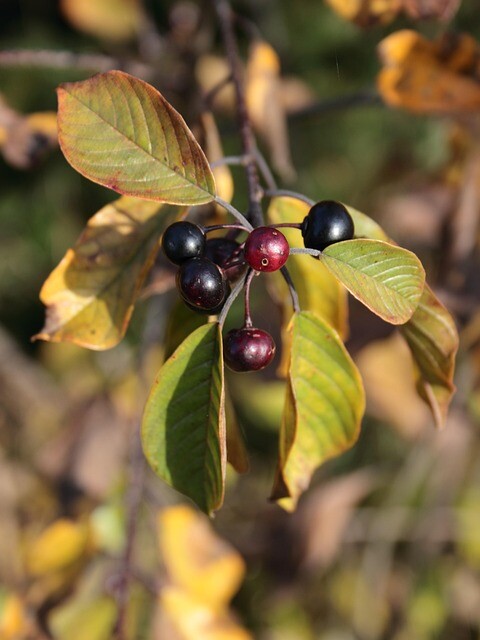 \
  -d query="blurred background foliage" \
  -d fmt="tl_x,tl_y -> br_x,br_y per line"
1,0 -> 480,638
